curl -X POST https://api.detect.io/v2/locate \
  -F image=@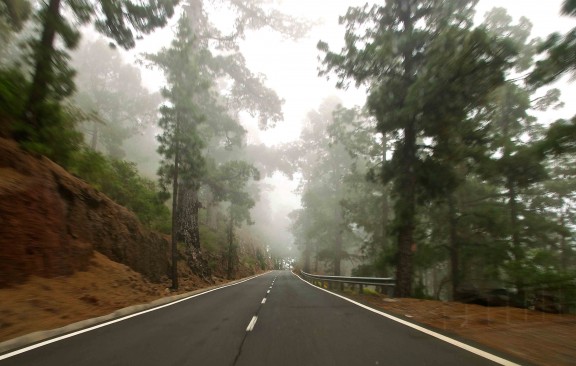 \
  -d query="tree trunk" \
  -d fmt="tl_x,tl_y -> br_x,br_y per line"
507,178 -> 525,295
184,0 -> 203,33
380,133 -> 390,276
394,121 -> 417,298
24,0 -> 61,127
395,224 -> 415,297
170,135 -> 180,290
448,195 -> 460,300
381,188 -> 389,251
177,185 -> 202,252
177,185 -> 193,247
560,208 -> 569,272
209,203 -> 218,229
499,85 -> 525,296
394,3 -> 416,298
191,190 -> 201,250
314,244 -> 319,273
203,189 -> 217,229
303,242 -> 311,273
508,180 -> 522,260
333,234 -> 342,276
333,206 -> 343,276
226,207 -> 235,279
90,122 -> 99,150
